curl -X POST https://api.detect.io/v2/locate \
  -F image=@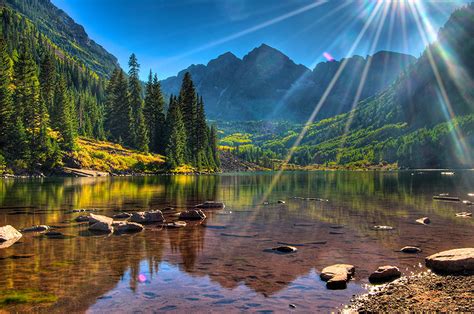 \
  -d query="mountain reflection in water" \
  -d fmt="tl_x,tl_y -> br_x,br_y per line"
0,171 -> 473,312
